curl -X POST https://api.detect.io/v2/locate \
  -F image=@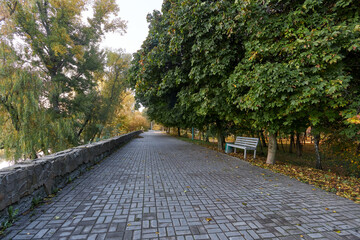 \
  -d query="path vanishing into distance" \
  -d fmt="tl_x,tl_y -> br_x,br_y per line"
4,131 -> 360,240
